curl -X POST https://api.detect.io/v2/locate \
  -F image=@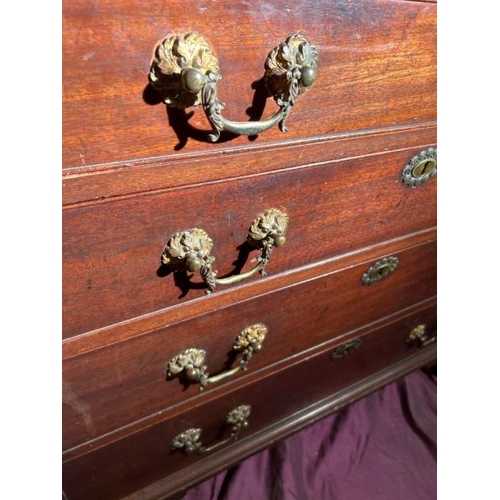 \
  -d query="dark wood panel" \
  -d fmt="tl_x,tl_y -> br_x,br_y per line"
62,0 -> 436,168
63,147 -> 436,338
62,303 -> 437,499
63,238 -> 436,450
136,346 -> 437,500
